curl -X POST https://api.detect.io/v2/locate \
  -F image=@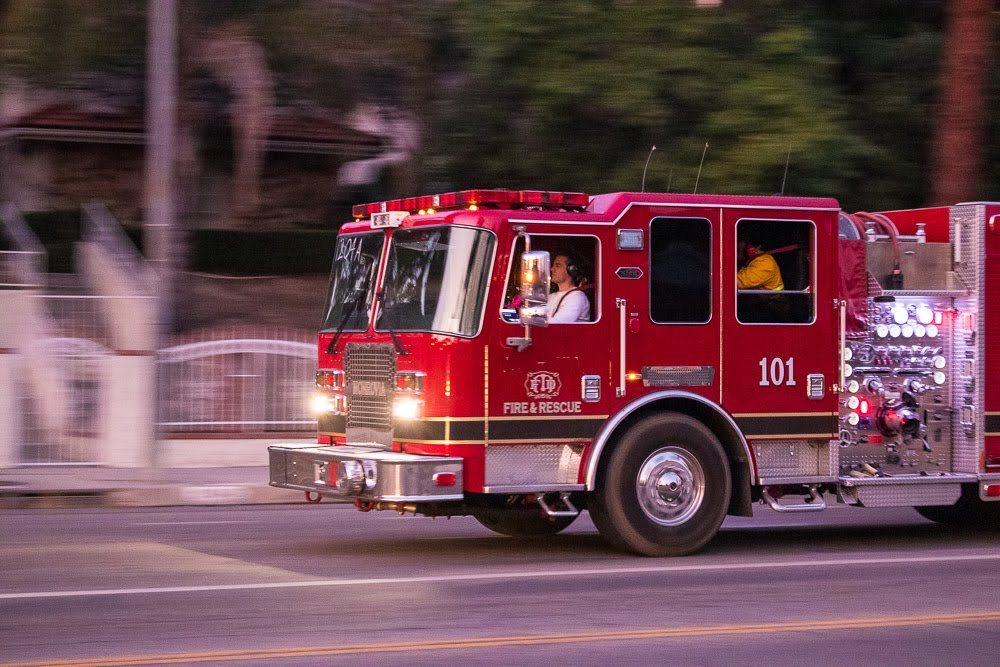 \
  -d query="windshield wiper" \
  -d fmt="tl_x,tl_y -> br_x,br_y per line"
375,289 -> 408,357
326,287 -> 368,355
